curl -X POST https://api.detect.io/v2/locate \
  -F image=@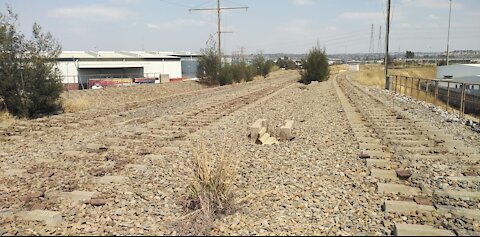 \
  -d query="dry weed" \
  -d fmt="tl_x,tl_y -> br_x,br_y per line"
353,64 -> 437,88
0,98 -> 14,123
177,143 -> 237,235
63,97 -> 90,113
0,110 -> 14,123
